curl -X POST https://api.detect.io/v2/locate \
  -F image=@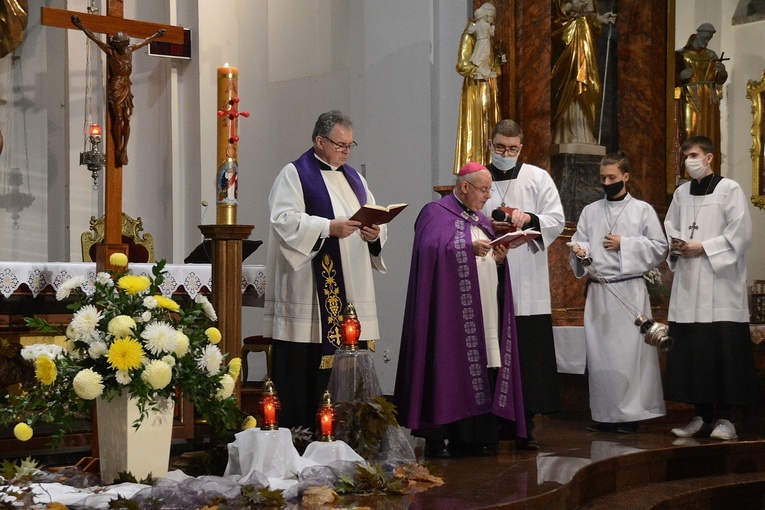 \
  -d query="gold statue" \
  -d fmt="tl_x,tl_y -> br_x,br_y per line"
453,2 -> 504,174
551,0 -> 616,146
0,0 -> 27,59
675,23 -> 727,173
